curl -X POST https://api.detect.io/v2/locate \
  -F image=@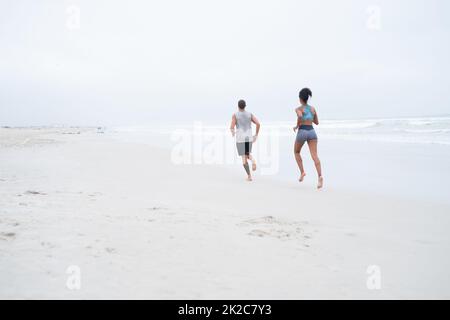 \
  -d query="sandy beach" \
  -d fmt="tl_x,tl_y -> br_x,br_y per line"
0,127 -> 449,299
